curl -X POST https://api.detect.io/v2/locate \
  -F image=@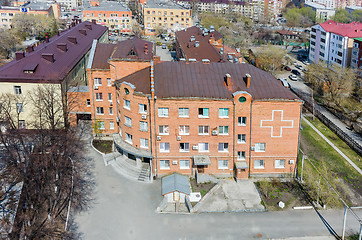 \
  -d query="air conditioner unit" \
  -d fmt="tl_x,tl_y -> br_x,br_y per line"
177,136 -> 181,141
192,145 -> 198,150
172,160 -> 178,165
94,85 -> 98,90
157,136 -> 161,141
142,115 -> 147,120
212,130 -> 218,136
116,117 -> 120,122
289,160 -> 295,165
251,146 -> 255,151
